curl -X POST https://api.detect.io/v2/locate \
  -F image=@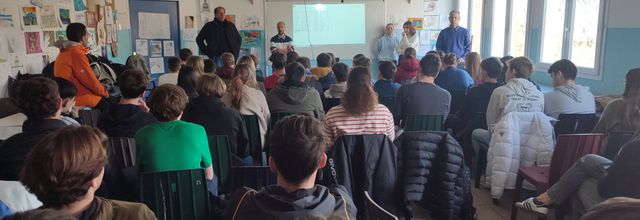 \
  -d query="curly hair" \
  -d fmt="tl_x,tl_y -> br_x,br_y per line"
20,126 -> 108,208
18,77 -> 60,119
148,84 -> 188,121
